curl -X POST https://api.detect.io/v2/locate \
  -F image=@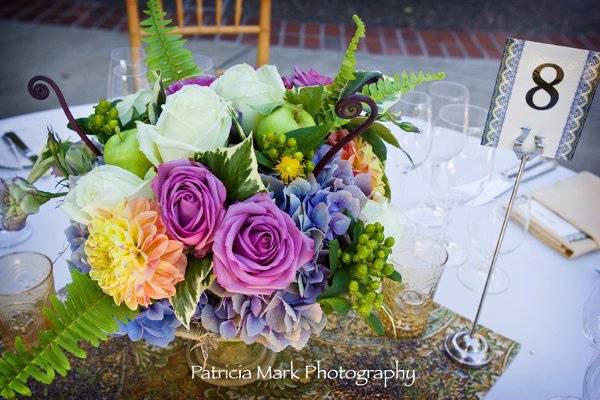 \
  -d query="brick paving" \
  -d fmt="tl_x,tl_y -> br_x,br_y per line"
1,0 -> 599,59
